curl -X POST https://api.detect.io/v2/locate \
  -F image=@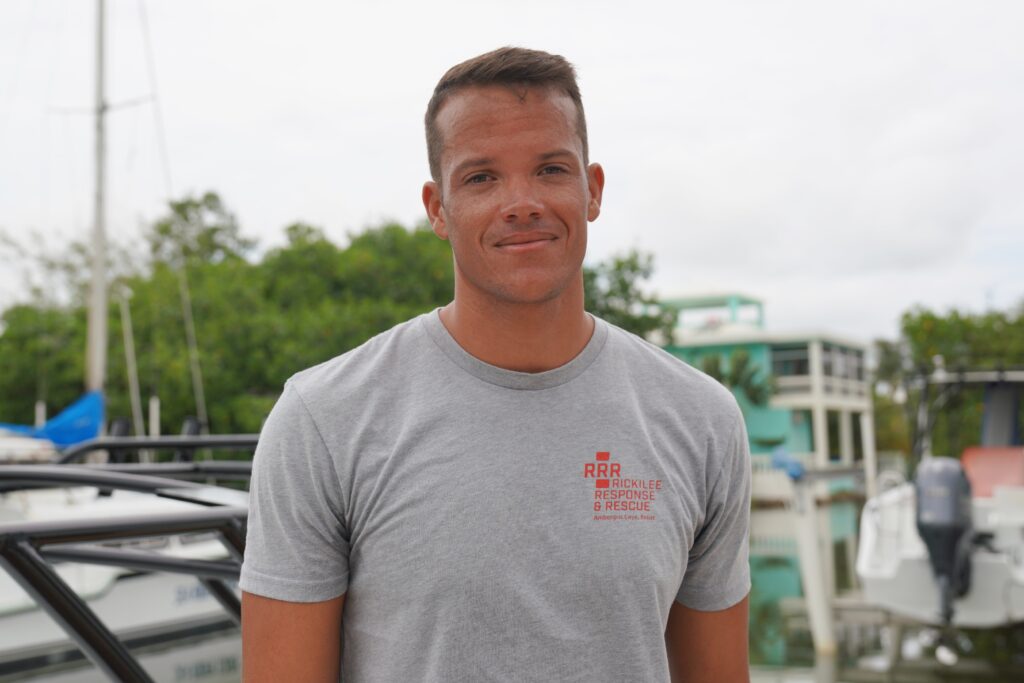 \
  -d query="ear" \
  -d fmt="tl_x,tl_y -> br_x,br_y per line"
586,163 -> 605,222
422,181 -> 449,239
